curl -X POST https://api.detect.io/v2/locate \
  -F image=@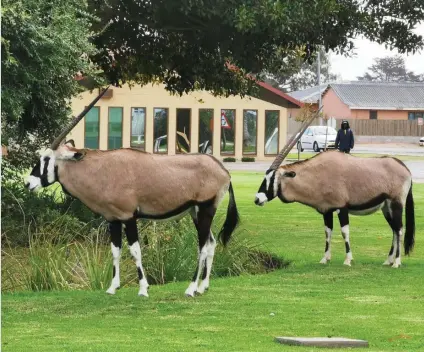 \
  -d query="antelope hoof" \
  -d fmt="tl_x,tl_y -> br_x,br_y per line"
392,259 -> 401,269
197,281 -> 209,295
319,257 -> 329,264
138,289 -> 149,297
185,282 -> 198,297
106,286 -> 118,295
